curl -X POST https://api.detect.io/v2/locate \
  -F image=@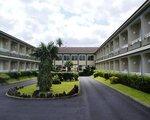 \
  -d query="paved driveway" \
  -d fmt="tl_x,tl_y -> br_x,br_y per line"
0,77 -> 150,120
